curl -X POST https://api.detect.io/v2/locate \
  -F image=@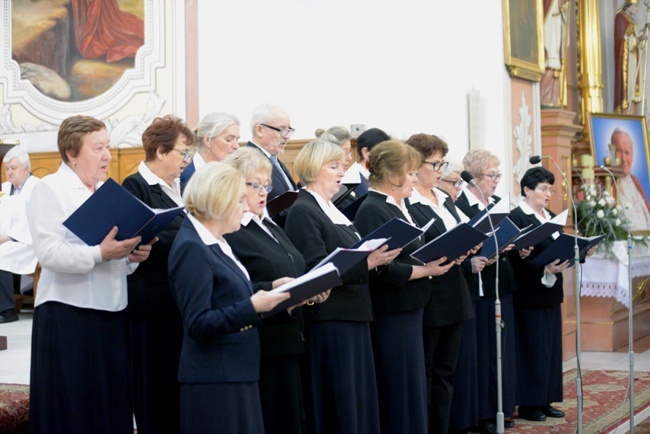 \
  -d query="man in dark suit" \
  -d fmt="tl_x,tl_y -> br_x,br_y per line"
246,103 -> 297,226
